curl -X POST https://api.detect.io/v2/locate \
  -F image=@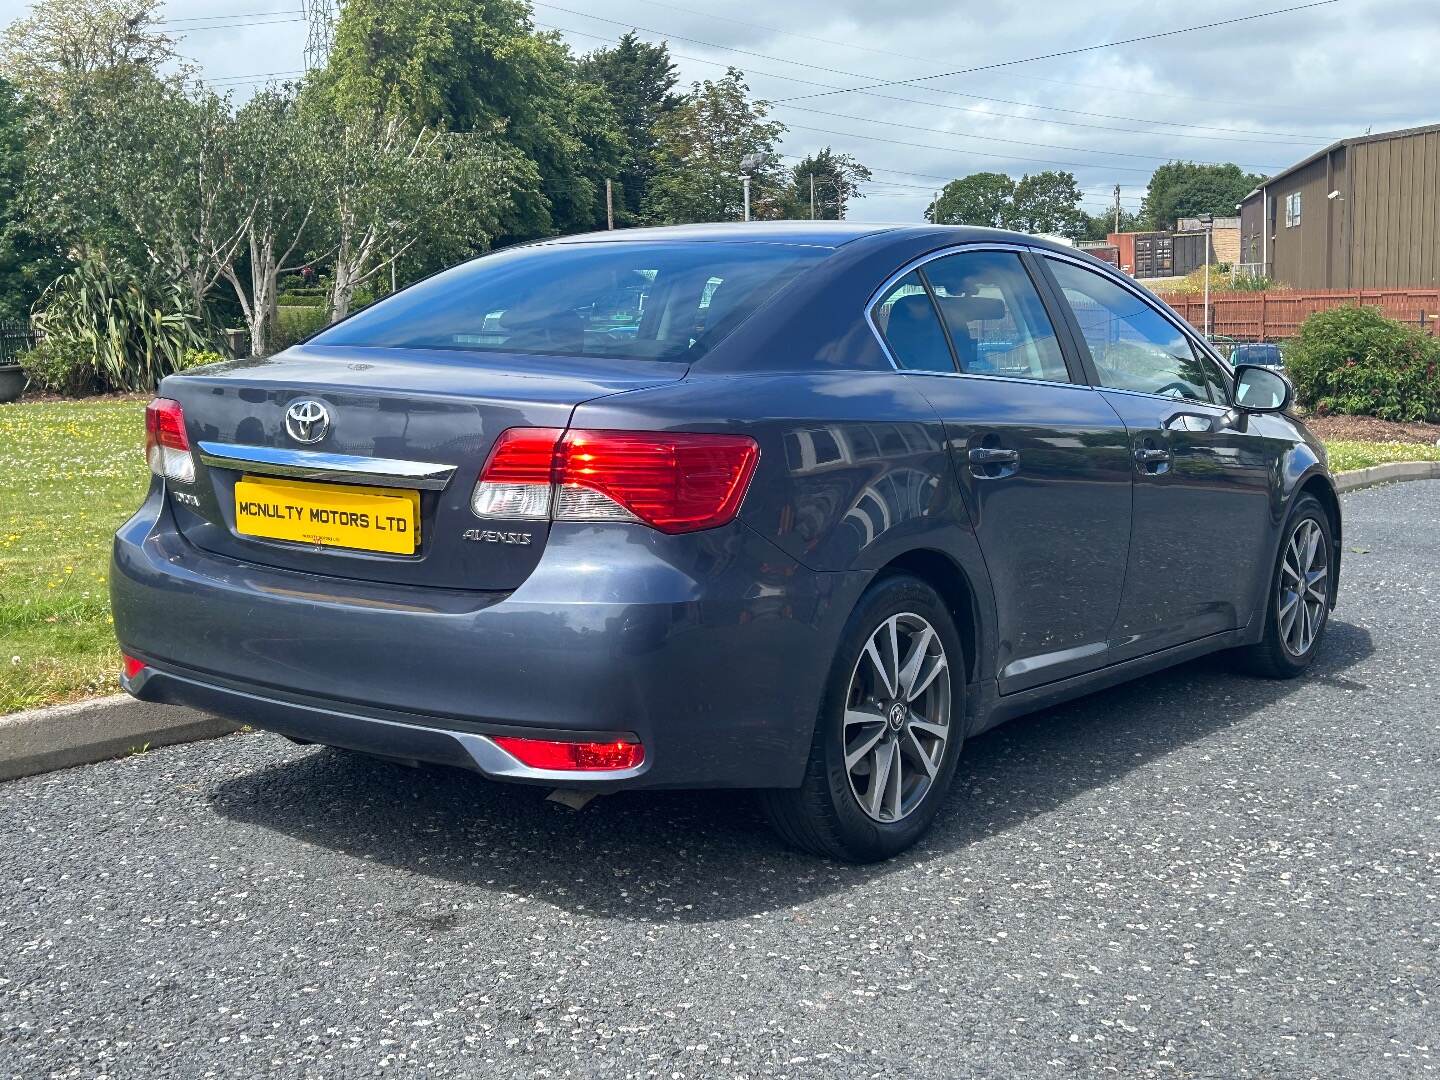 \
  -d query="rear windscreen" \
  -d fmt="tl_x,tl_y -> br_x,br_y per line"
313,241 -> 832,362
